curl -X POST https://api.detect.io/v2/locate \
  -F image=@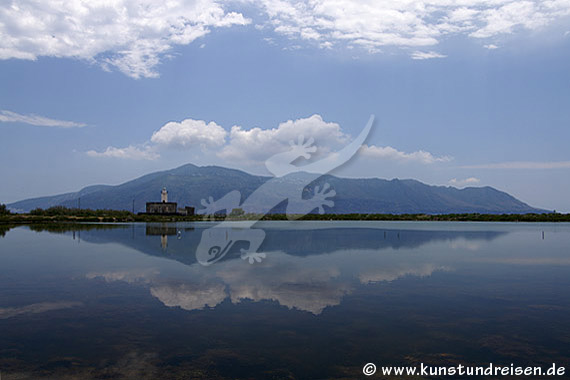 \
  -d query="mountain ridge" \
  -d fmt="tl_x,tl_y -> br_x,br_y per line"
8,163 -> 548,214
